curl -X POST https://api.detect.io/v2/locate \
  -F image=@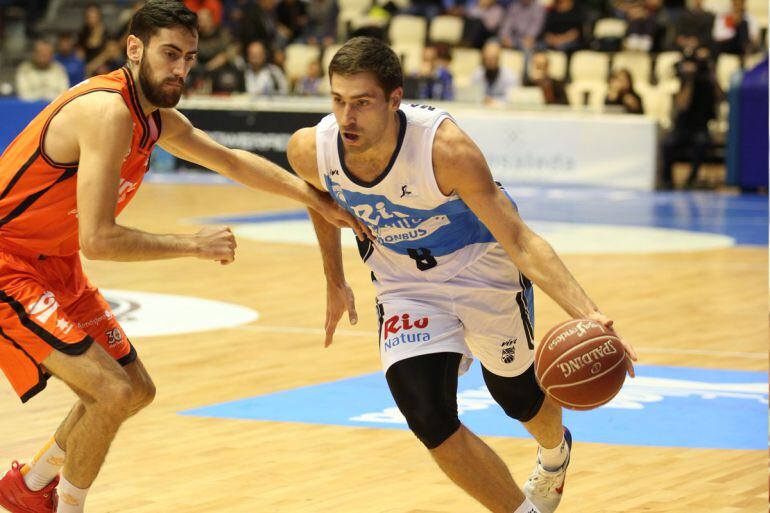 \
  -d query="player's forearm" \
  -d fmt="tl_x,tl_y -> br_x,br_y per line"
80,224 -> 199,261
226,149 -> 326,212
507,232 -> 600,319
308,208 -> 346,285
